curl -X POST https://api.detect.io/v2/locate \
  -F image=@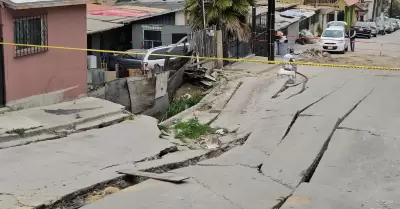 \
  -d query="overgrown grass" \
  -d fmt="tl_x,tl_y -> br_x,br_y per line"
165,94 -> 204,119
174,118 -> 213,140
